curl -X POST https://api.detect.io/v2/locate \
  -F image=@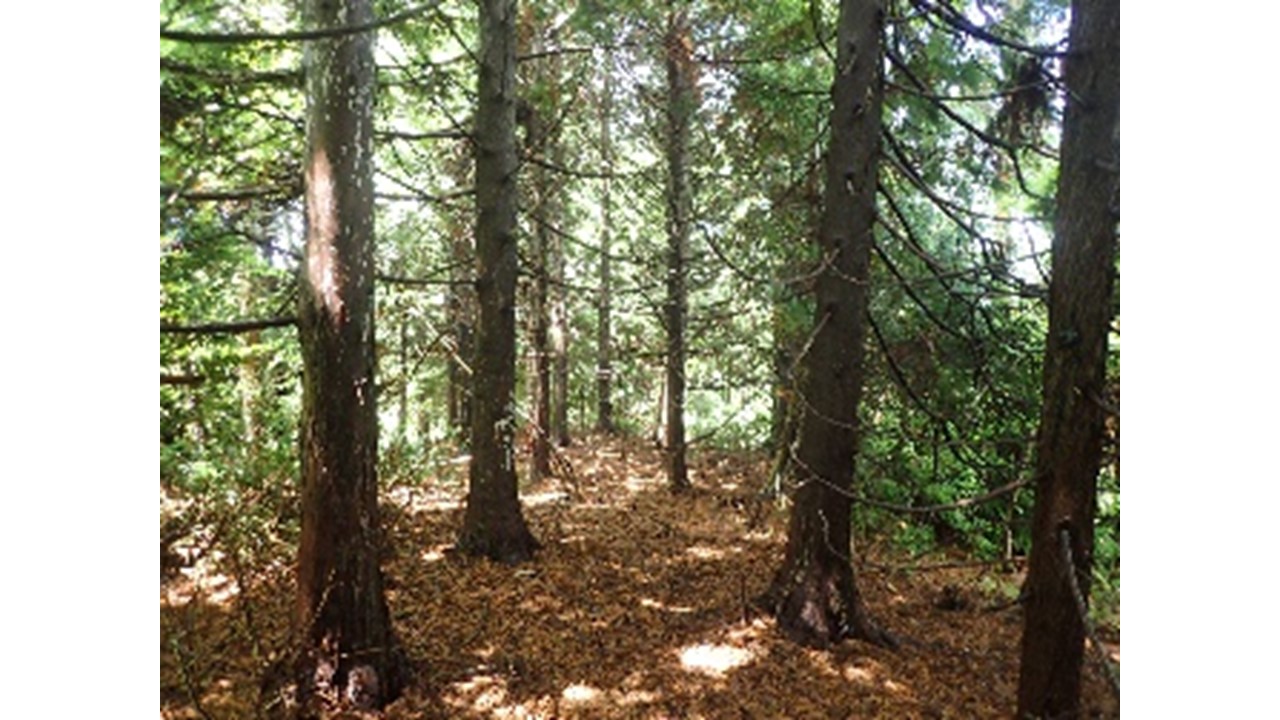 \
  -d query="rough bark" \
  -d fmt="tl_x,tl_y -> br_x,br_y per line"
761,0 -> 892,650
521,96 -> 553,482
543,39 -> 571,448
1016,0 -> 1119,716
550,154 -> 571,448
446,169 -> 475,447
458,0 -> 539,564
594,56 -> 616,435
663,6 -> 693,493
294,0 -> 403,711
